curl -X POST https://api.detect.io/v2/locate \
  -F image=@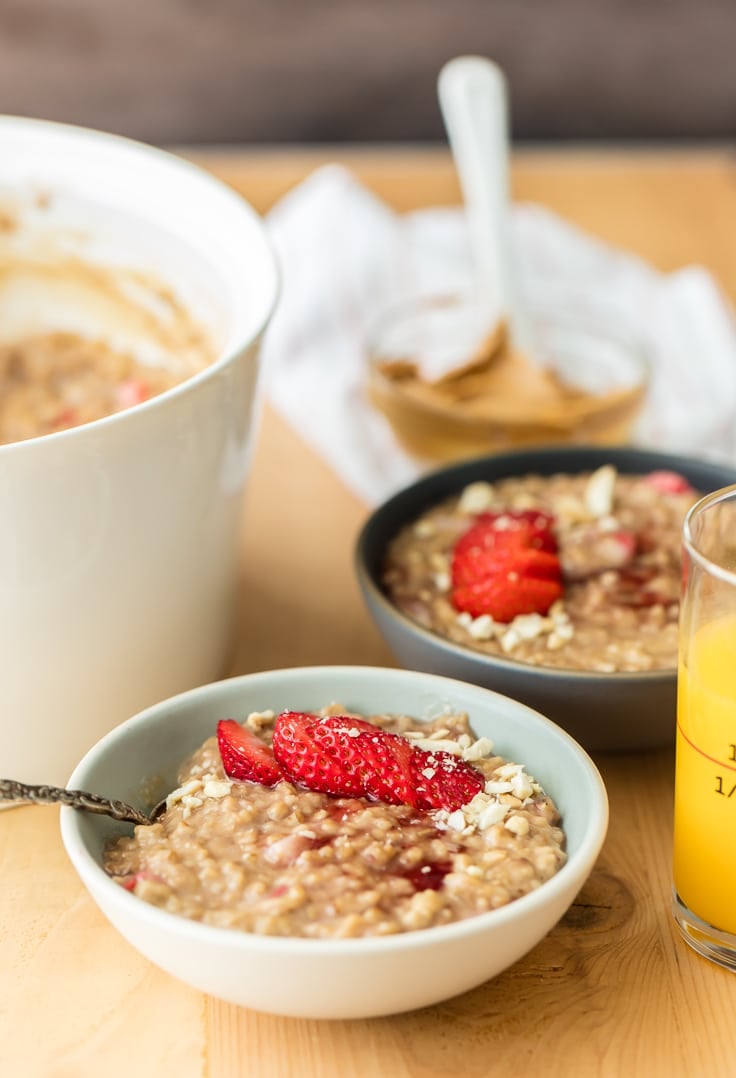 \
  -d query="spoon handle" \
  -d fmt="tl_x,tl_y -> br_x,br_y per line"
0,778 -> 151,826
438,55 -> 532,353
